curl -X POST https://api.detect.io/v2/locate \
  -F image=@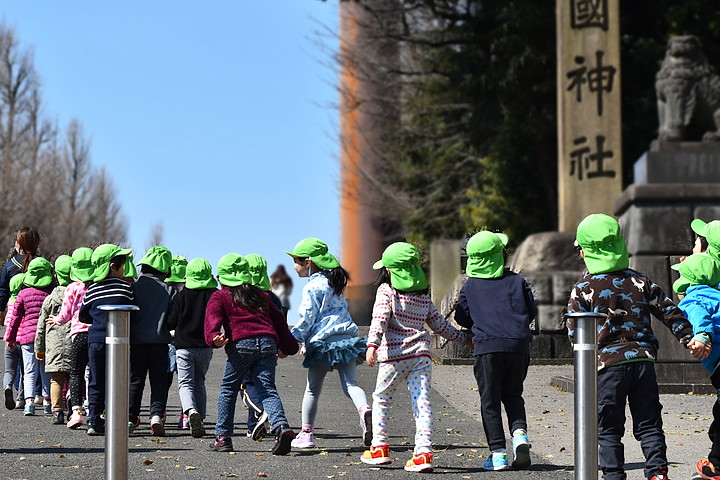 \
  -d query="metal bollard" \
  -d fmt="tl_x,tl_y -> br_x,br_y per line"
565,312 -> 606,480
100,305 -> 139,480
